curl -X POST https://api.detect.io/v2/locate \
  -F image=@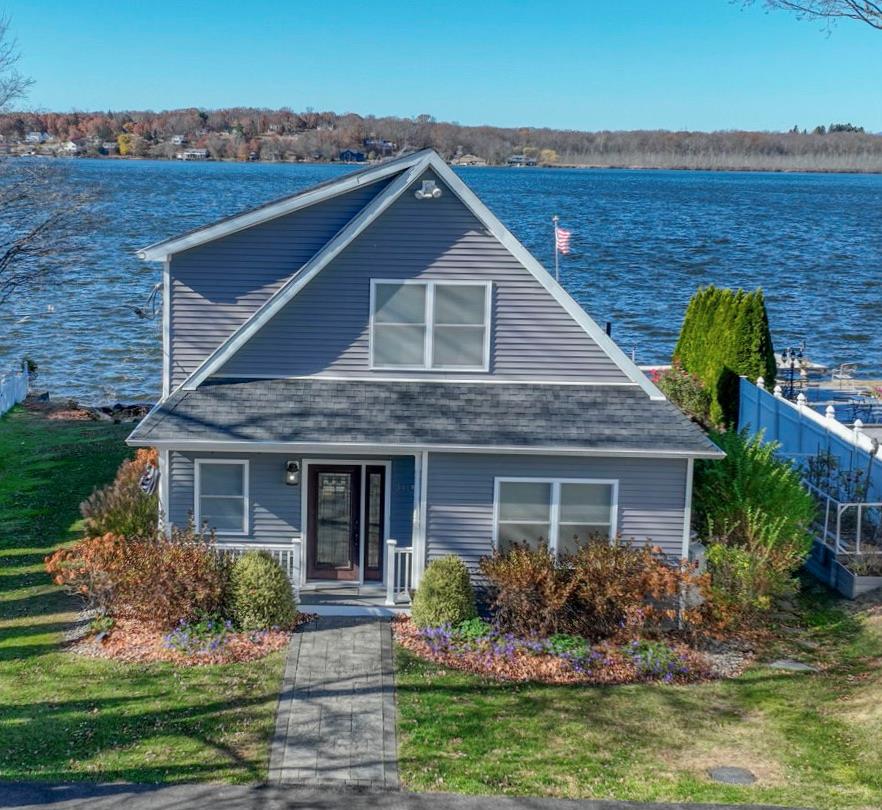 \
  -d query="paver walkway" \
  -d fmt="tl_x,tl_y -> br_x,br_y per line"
268,617 -> 398,789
